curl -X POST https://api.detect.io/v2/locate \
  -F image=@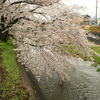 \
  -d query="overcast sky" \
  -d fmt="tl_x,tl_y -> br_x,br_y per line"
61,0 -> 100,19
